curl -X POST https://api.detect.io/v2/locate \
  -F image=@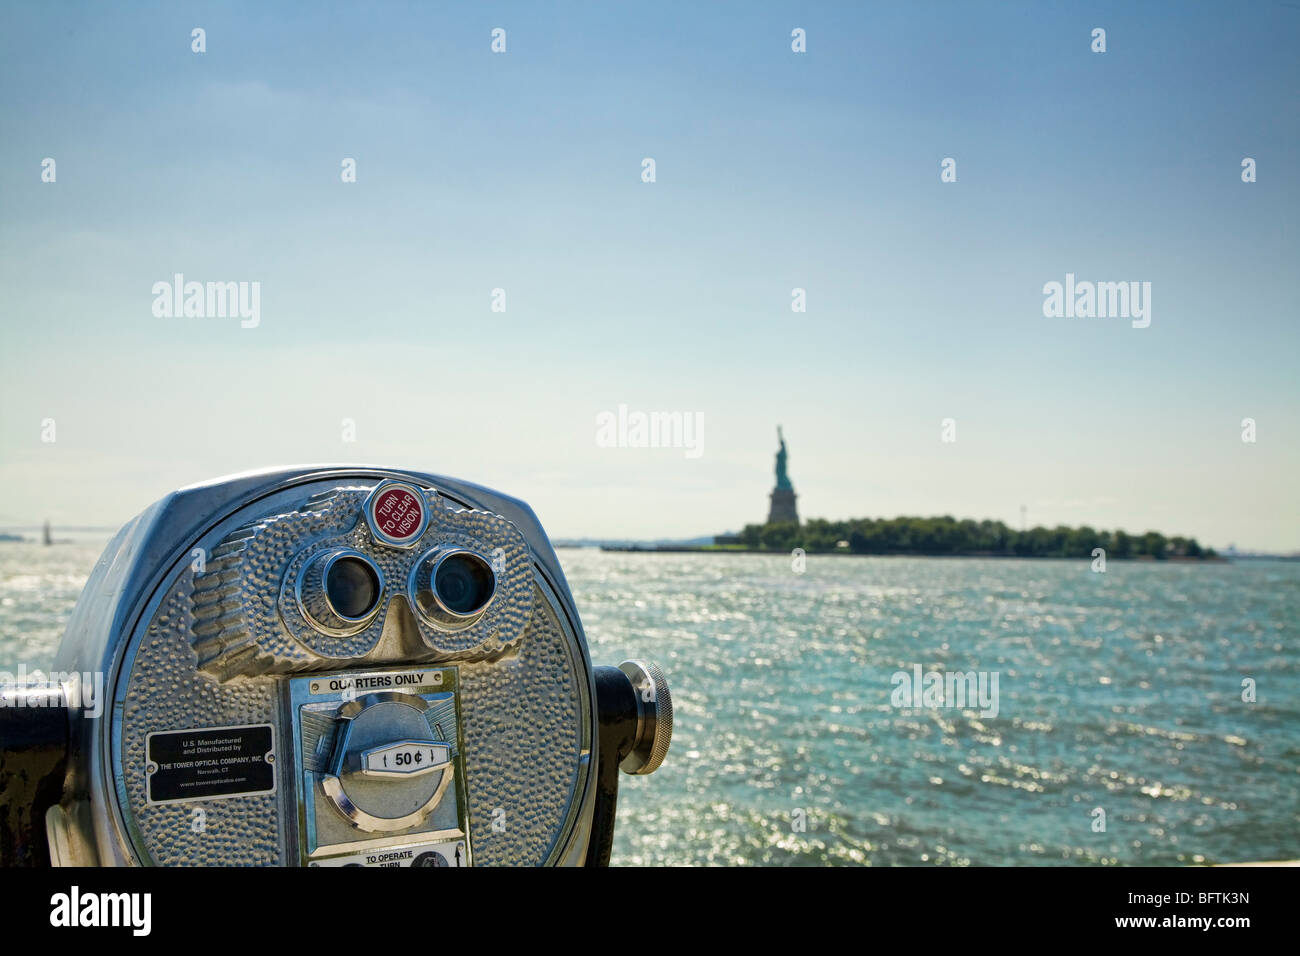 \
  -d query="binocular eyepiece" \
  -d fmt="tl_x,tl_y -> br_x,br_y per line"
411,549 -> 498,626
297,548 -> 386,634
295,545 -> 498,636
0,466 -> 672,867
